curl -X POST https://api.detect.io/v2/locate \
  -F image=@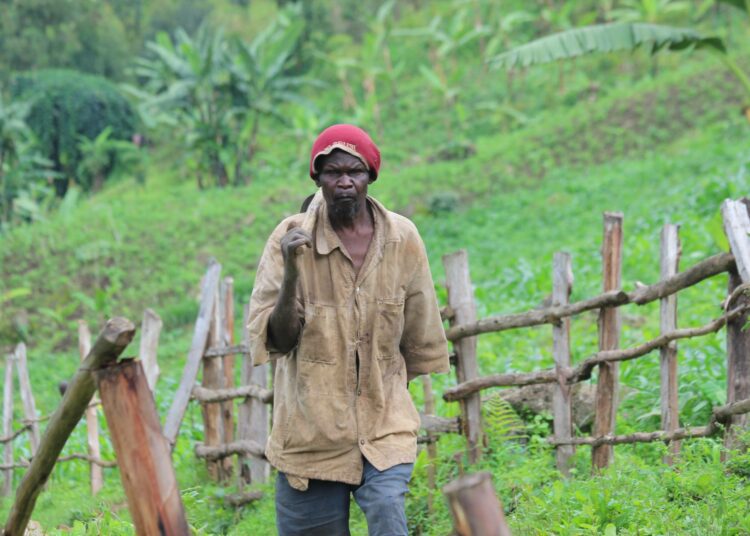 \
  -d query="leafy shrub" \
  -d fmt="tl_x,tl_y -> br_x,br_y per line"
11,69 -> 139,195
